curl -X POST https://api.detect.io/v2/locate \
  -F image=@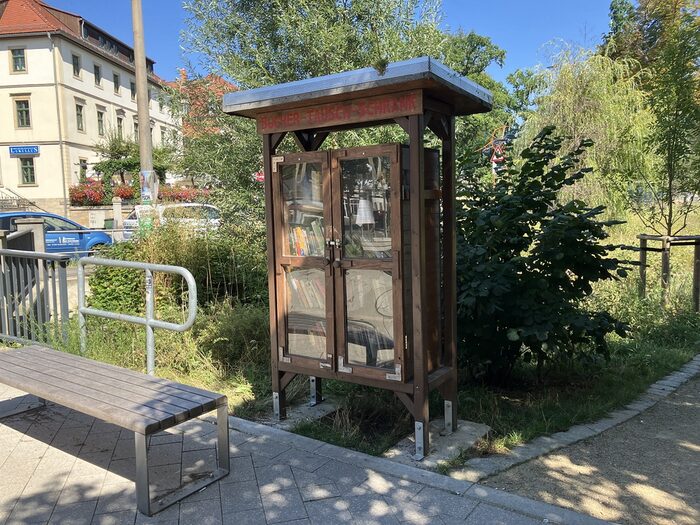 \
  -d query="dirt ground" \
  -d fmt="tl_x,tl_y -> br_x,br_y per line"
483,376 -> 700,525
